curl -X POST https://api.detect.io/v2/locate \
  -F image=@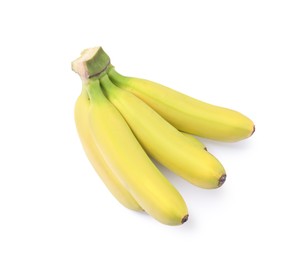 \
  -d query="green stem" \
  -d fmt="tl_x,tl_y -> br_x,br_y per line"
85,79 -> 107,103
100,74 -> 119,99
100,74 -> 115,89
107,67 -> 129,85
72,47 -> 111,81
